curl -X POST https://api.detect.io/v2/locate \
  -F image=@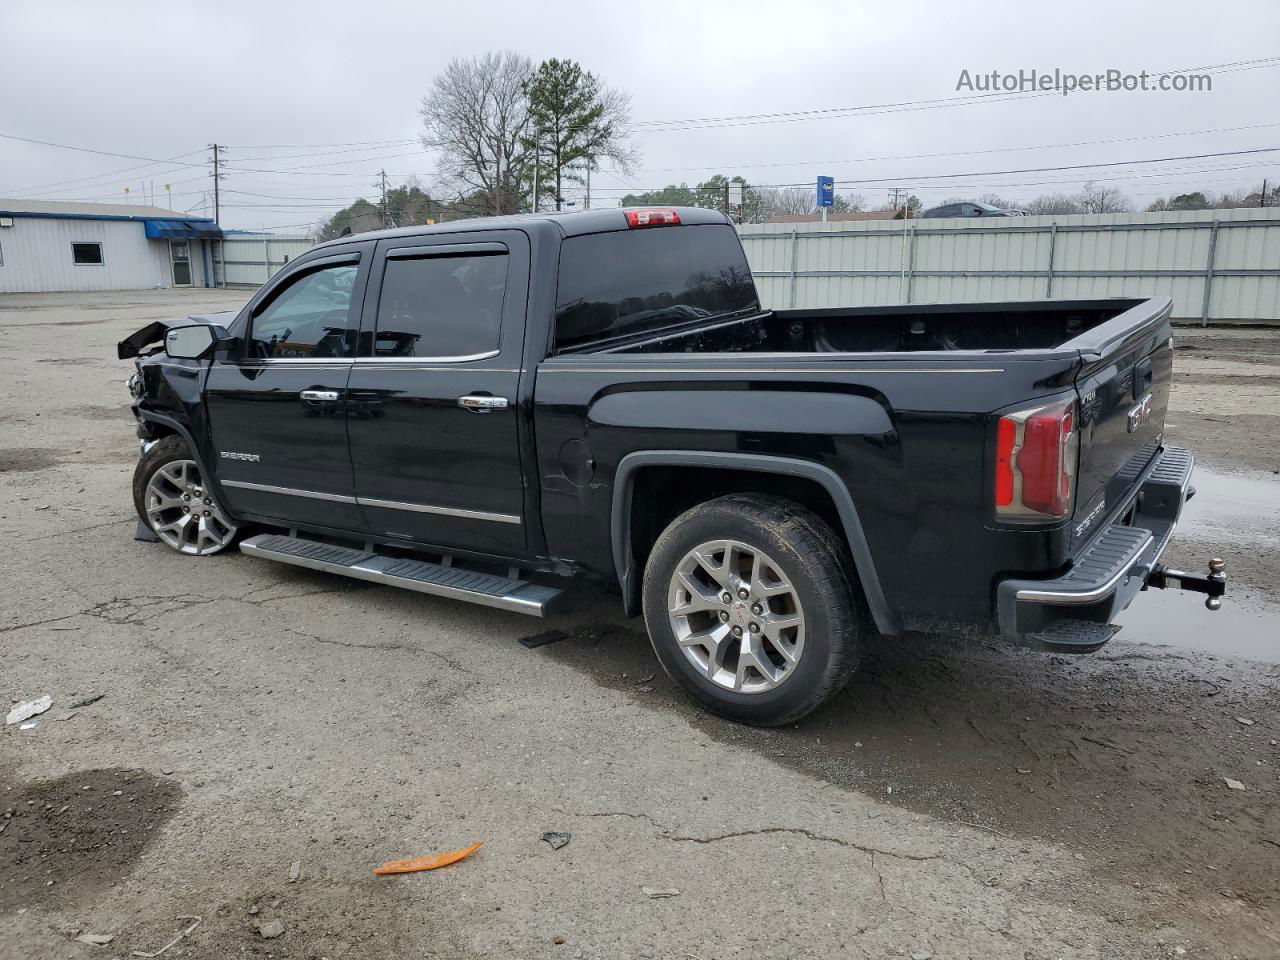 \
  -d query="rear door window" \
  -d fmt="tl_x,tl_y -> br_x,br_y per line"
373,253 -> 508,358
555,224 -> 759,351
